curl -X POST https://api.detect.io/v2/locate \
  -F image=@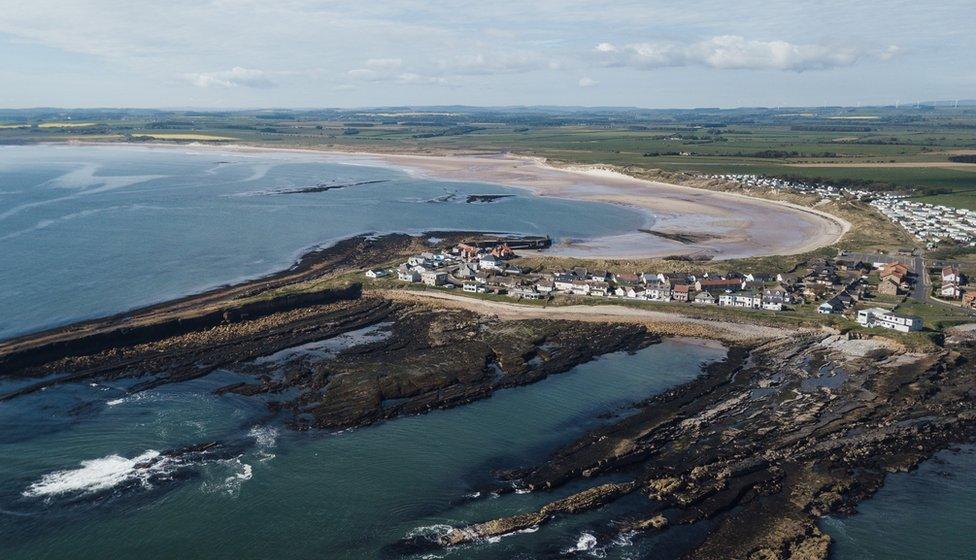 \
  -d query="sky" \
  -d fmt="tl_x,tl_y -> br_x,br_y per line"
0,0 -> 973,109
